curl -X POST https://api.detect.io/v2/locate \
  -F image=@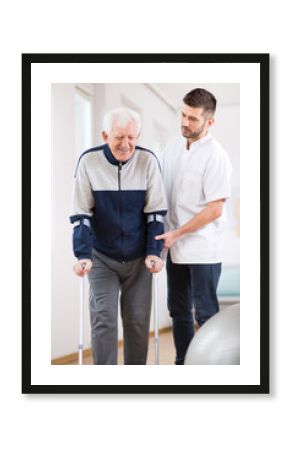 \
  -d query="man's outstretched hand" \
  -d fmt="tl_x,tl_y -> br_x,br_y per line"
155,230 -> 179,249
